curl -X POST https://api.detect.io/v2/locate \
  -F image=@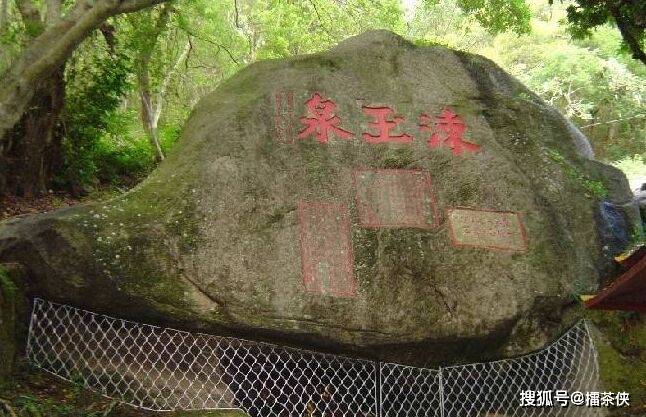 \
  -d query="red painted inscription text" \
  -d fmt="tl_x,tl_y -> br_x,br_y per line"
288,92 -> 481,155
